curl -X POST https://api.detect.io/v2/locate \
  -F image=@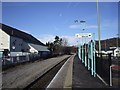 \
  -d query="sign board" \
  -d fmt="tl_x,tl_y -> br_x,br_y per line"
75,33 -> 92,38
